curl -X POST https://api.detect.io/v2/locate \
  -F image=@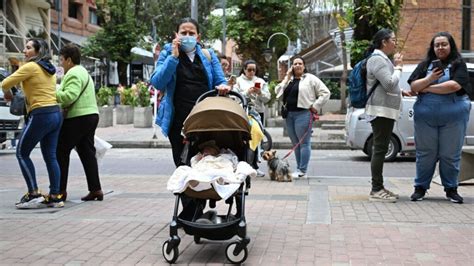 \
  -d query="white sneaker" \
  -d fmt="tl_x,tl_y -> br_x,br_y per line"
291,171 -> 301,179
256,170 -> 265,177
299,172 -> 307,178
